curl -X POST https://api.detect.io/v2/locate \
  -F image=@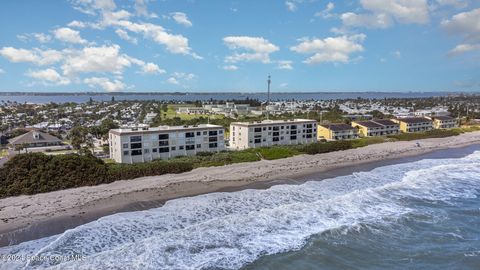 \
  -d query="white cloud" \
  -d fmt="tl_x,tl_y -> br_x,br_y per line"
442,8 -> 480,55
53,27 -> 88,44
0,47 -> 63,66
341,0 -> 429,29
84,76 -> 126,92
285,1 -> 297,12
223,36 -> 279,64
26,68 -> 70,85
67,20 -> 87,28
0,68 -> 4,74
290,34 -> 366,64
61,44 -> 131,76
17,33 -> 52,43
277,60 -> 293,70
170,12 -> 192,27
141,62 -> 166,74
393,50 -> 402,58
167,77 -> 179,85
134,0 -> 158,18
448,43 -> 480,56
279,82 -> 288,88
223,65 -> 239,71
71,0 -> 116,15
315,2 -> 335,19
167,72 -> 196,85
341,12 -> 392,29
115,29 -> 138,44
